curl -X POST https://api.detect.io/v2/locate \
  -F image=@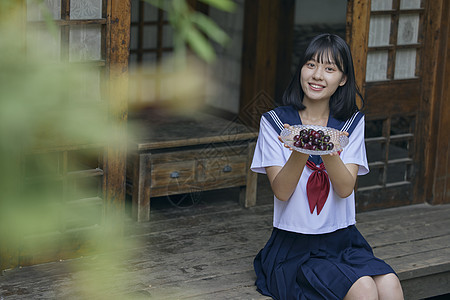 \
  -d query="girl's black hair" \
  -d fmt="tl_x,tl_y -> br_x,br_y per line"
282,33 -> 364,121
